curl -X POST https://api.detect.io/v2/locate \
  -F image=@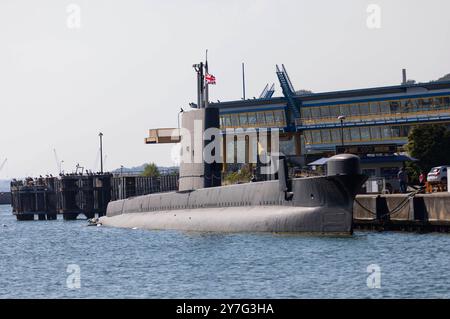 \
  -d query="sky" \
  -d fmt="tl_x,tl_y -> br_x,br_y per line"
0,0 -> 449,178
